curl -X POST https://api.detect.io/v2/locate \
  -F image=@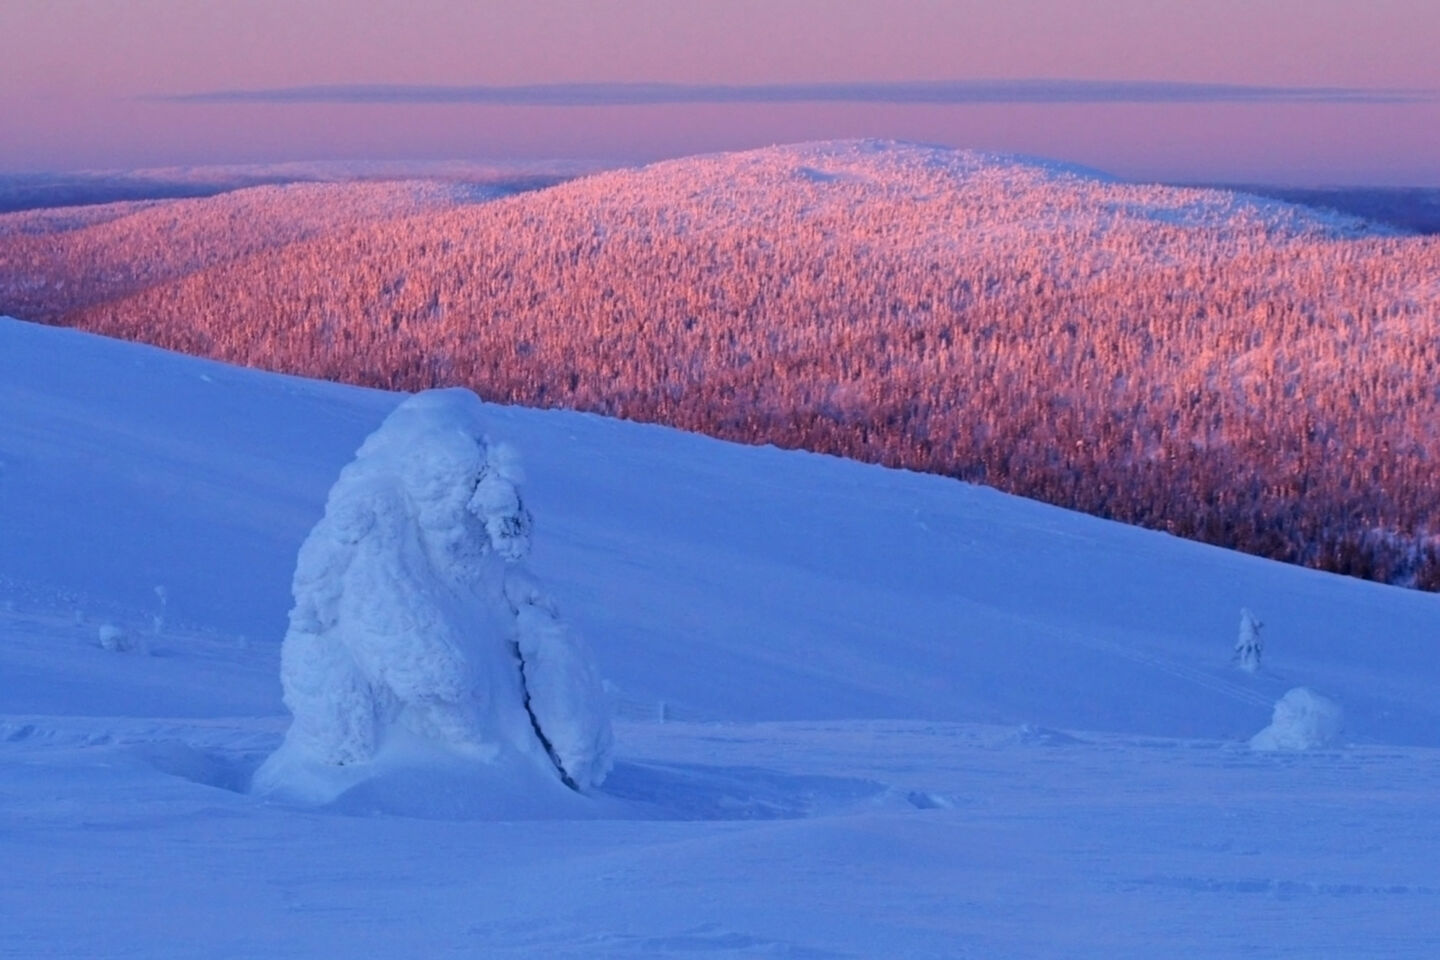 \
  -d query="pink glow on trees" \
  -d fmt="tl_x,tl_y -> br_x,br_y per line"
3,140 -> 1438,587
